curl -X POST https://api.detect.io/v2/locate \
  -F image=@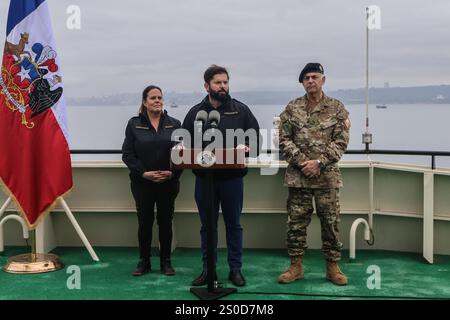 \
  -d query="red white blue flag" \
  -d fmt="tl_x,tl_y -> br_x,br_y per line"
0,0 -> 72,228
